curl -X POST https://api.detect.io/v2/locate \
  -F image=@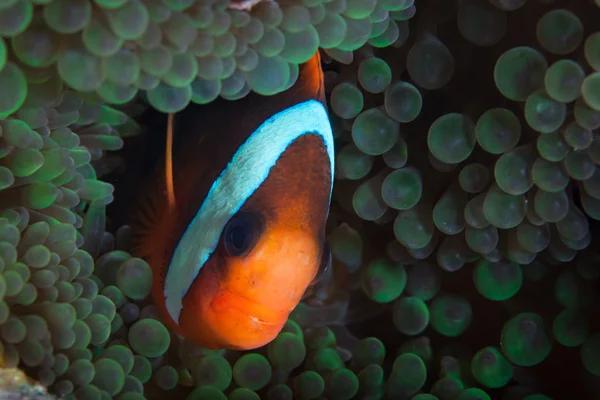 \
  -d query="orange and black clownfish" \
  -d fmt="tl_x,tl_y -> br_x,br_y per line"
131,52 -> 335,350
